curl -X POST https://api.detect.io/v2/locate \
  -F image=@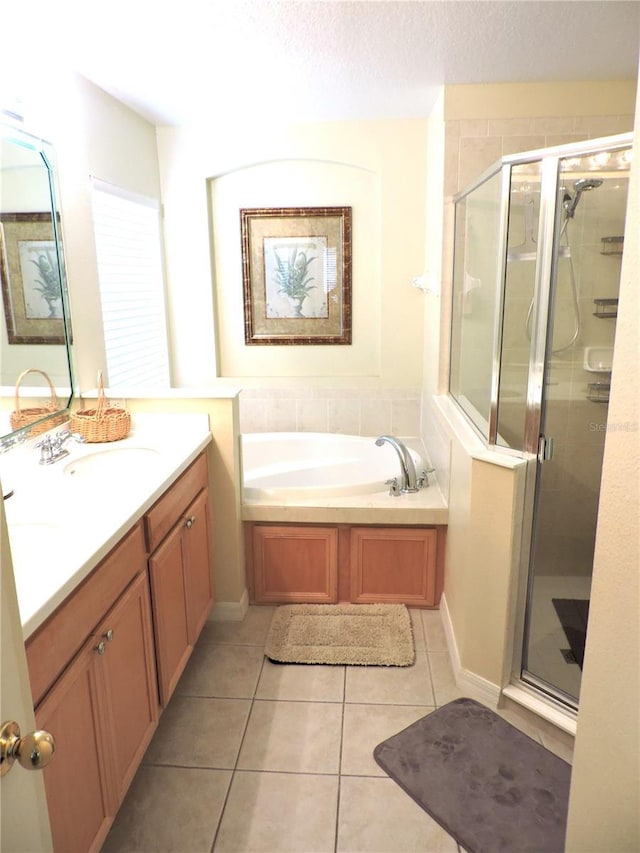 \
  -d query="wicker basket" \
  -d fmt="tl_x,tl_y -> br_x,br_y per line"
70,372 -> 131,443
10,368 -> 67,436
